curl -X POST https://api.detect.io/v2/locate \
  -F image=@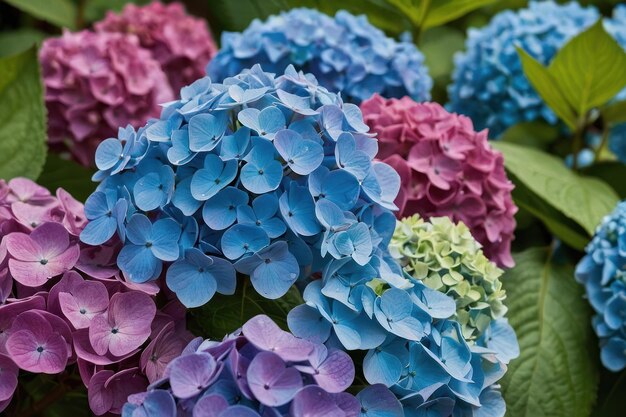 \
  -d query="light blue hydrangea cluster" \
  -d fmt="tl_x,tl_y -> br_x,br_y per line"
288,254 -> 519,415
80,64 -> 402,312
605,5 -> 626,163
576,201 -> 626,372
448,1 -> 599,138
207,8 -> 432,104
